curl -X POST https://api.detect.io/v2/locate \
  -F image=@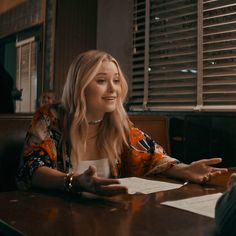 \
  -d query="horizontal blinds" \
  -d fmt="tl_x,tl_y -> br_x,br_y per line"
130,0 -> 236,111
203,0 -> 236,106
130,0 -> 146,108
148,0 -> 197,109
130,0 -> 198,111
